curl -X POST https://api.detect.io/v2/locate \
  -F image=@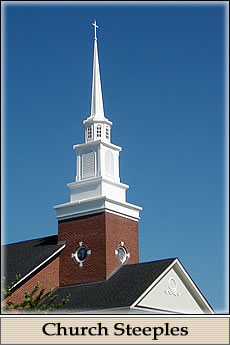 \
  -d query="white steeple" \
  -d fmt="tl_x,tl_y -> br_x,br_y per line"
90,20 -> 104,119
54,21 -> 142,223
83,20 -> 112,144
